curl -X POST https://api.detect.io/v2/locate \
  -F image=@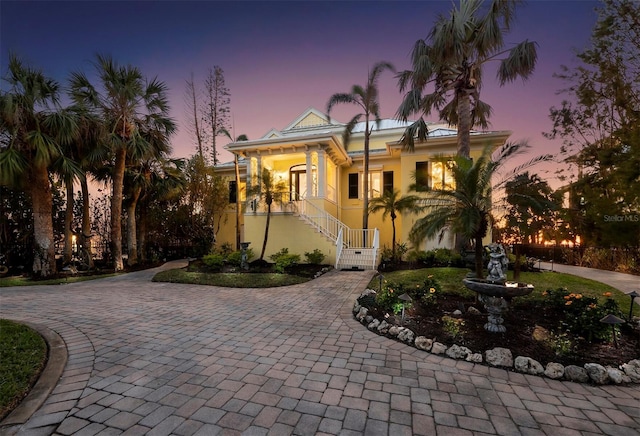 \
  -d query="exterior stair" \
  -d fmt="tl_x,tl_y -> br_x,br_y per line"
293,199 -> 379,270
